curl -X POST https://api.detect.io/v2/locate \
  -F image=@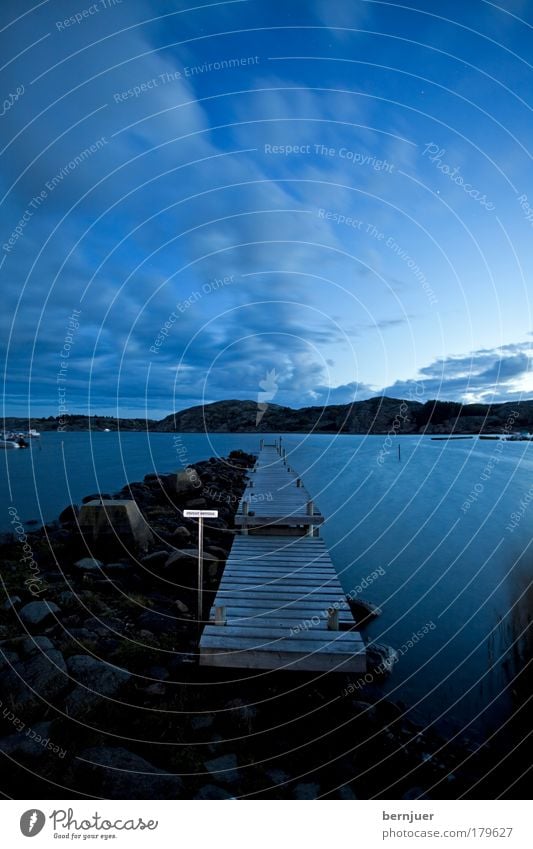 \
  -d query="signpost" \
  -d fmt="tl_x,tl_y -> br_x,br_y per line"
183,509 -> 219,629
